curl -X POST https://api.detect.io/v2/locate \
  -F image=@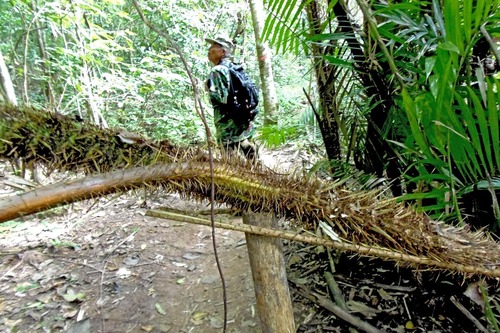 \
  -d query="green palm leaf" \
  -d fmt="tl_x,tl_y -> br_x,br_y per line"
263,0 -> 309,54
